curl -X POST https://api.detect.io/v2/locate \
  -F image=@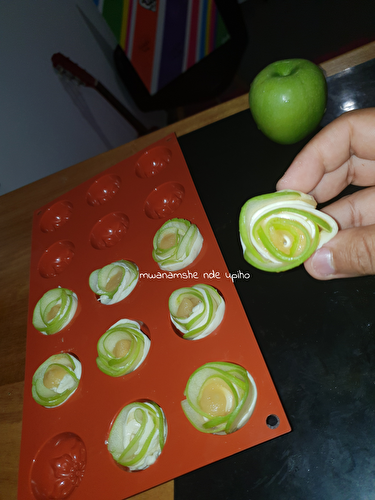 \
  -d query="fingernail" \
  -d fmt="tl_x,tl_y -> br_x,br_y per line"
311,247 -> 335,277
